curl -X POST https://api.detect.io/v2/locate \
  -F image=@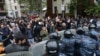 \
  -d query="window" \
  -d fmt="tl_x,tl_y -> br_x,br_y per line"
0,0 -> 4,2
15,11 -> 18,17
15,6 -> 17,10
10,13 -> 13,15
64,6 -> 66,12
54,6 -> 57,14
14,0 -> 16,3
20,6 -> 24,8
54,0 -> 57,1
62,0 -> 64,4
